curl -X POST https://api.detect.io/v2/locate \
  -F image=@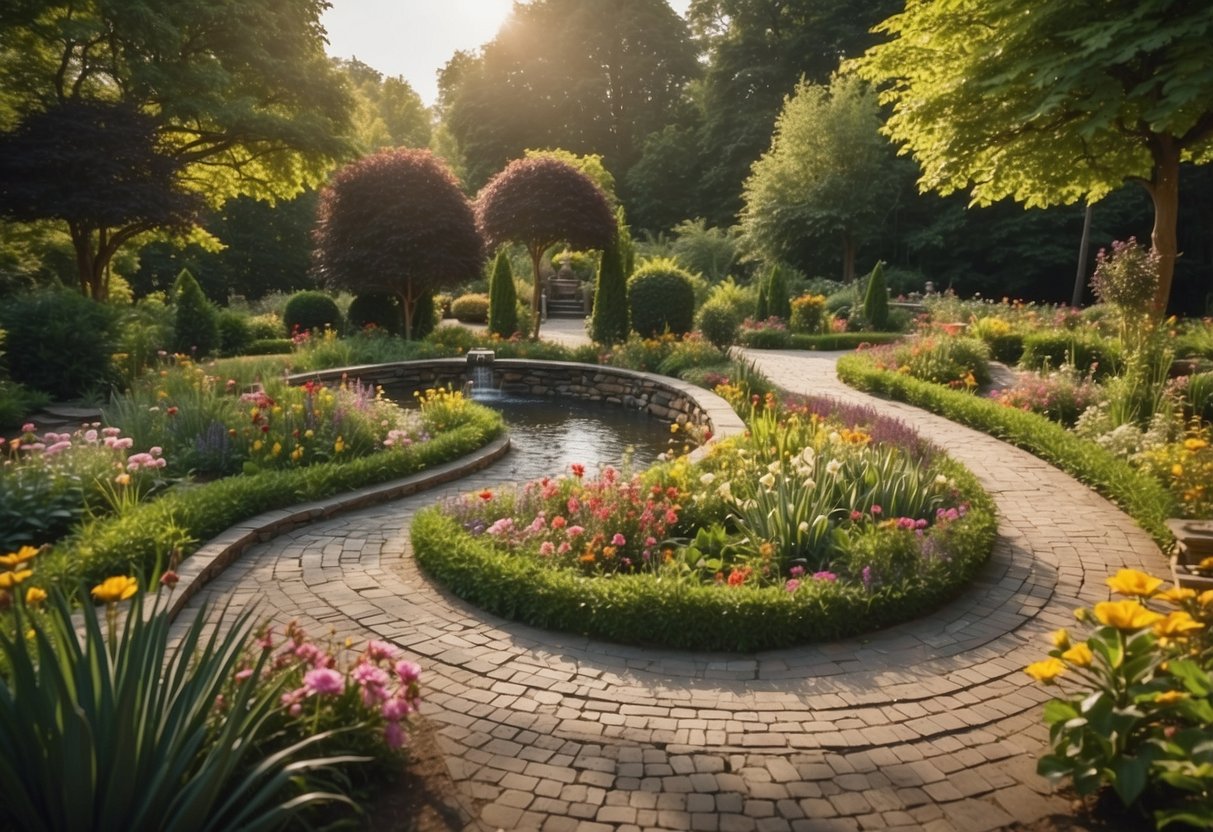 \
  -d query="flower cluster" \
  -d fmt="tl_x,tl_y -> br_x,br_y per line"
989,365 -> 1105,427
862,335 -> 991,390
1140,422 -> 1213,518
1026,568 -> 1213,824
